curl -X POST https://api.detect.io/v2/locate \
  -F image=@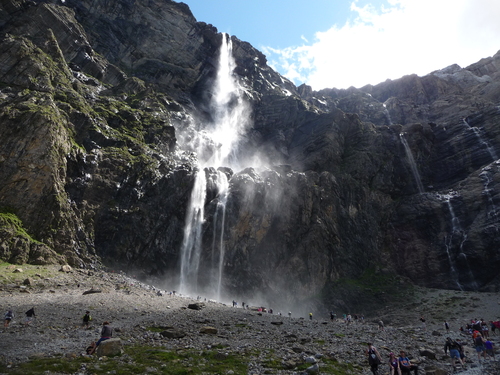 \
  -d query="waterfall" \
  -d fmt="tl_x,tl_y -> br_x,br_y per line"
179,170 -> 207,293
383,102 -> 393,125
213,171 -> 229,301
479,166 -> 499,222
443,195 -> 463,290
178,33 -> 250,299
462,118 -> 498,161
440,192 -> 479,290
399,133 -> 425,193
